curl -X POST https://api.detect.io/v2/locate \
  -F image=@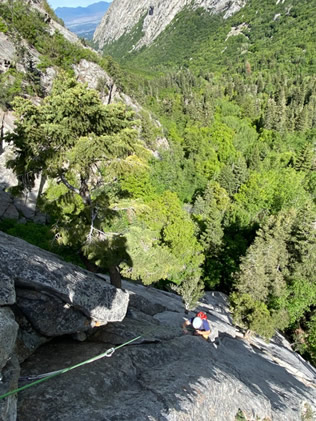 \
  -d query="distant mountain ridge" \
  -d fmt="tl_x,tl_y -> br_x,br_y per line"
94,0 -> 246,49
55,1 -> 111,39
